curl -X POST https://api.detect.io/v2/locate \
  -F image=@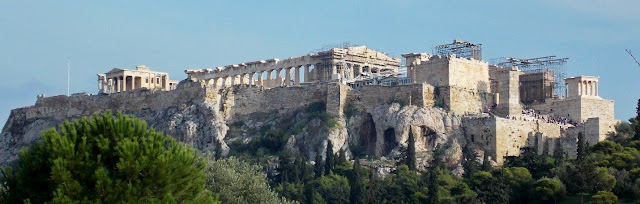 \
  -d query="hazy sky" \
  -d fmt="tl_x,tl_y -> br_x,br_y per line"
1,1 -> 639,128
